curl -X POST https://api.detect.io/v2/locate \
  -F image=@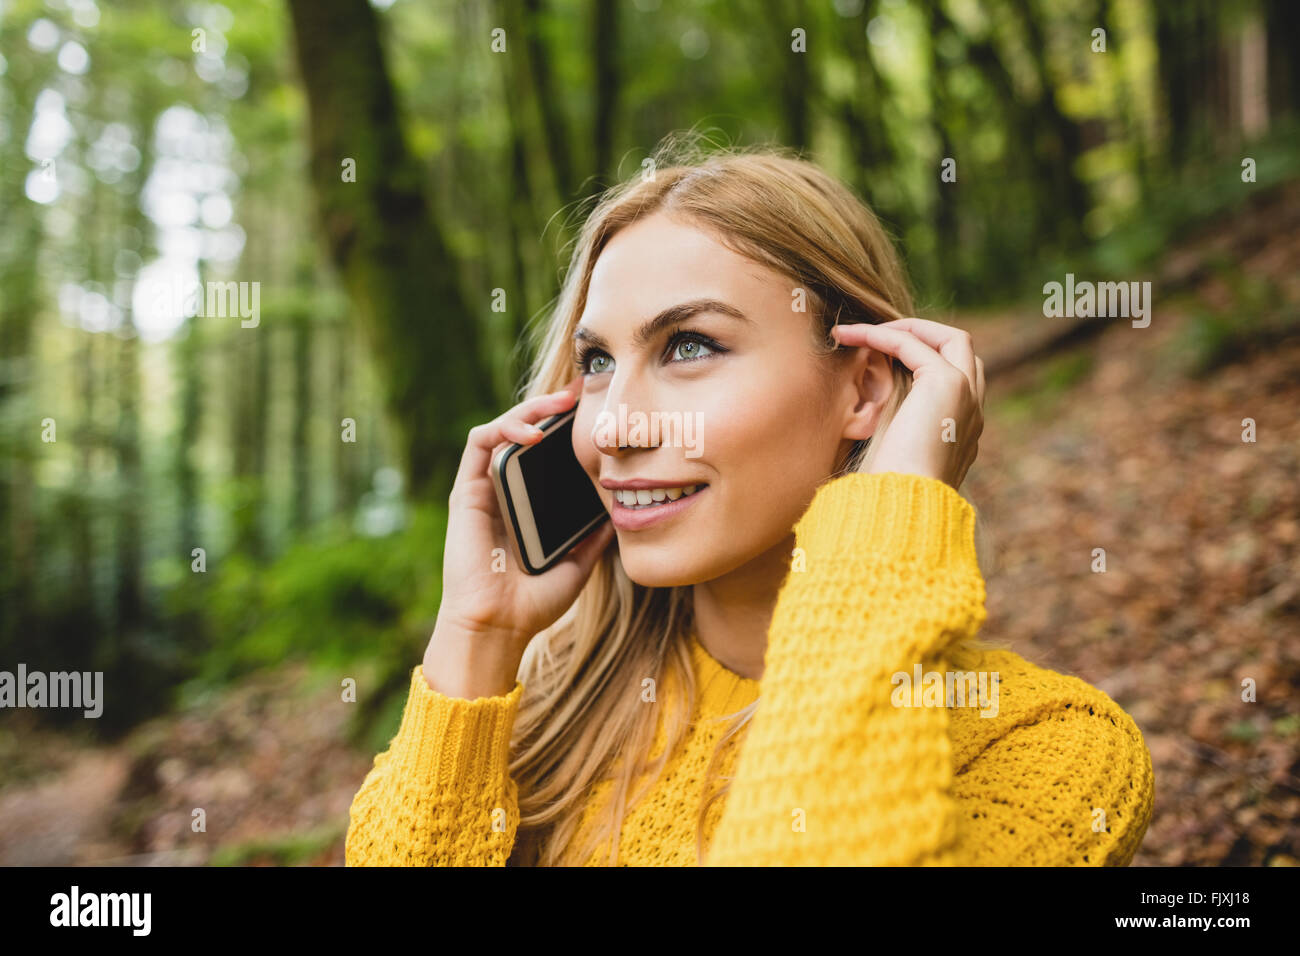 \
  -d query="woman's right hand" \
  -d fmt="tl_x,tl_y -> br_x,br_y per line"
423,375 -> 615,698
